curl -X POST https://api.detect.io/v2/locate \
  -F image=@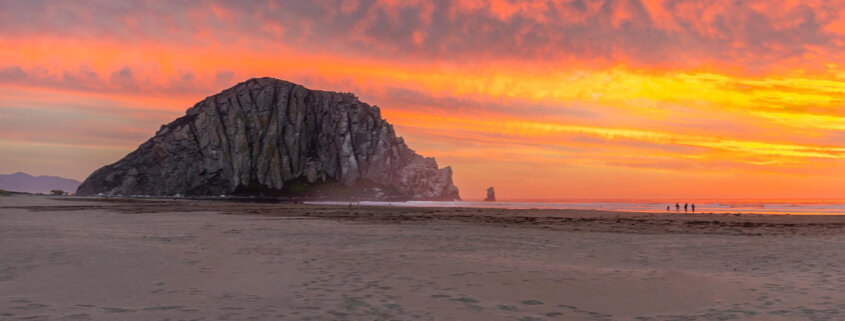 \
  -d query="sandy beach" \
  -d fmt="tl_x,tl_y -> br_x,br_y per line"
2,195 -> 845,321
